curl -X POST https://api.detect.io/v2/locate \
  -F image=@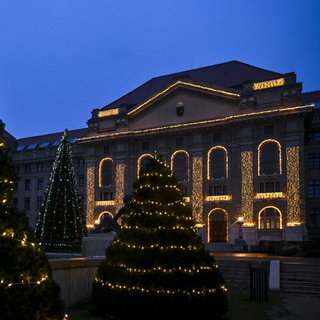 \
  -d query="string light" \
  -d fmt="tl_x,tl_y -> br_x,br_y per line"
115,163 -> 126,213
127,81 -> 239,117
192,156 -> 203,224
205,195 -> 232,201
254,192 -> 285,199
86,165 -> 95,226
241,151 -> 254,225
253,78 -> 285,90
137,153 -> 153,178
106,263 -> 218,274
0,275 -> 49,288
95,201 -> 115,206
98,157 -> 114,187
207,208 -> 228,242
78,105 -> 313,143
258,206 -> 283,229
94,278 -> 227,296
98,108 -> 120,118
286,146 -> 301,225
1,231 -> 40,248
